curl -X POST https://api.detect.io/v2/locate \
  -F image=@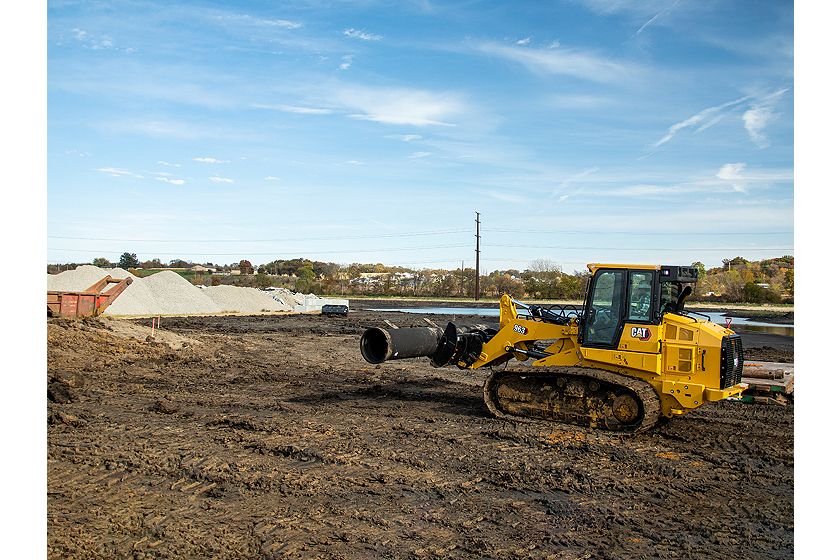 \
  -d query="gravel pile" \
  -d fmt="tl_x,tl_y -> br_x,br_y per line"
105,275 -> 164,316
141,271 -> 222,315
47,265 -> 347,316
47,265 -> 134,292
202,285 -> 292,313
